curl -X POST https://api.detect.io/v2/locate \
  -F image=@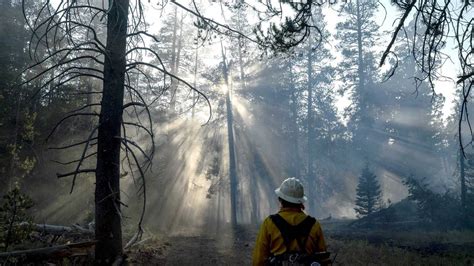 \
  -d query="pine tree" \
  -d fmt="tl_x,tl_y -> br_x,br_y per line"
354,165 -> 382,217
336,0 -> 380,161
0,183 -> 33,251
379,20 -> 447,180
